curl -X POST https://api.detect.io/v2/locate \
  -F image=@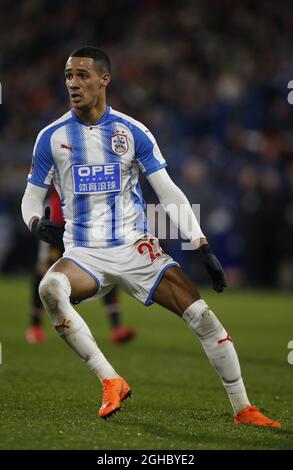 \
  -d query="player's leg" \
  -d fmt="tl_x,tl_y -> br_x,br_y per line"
31,263 -> 46,325
26,261 -> 48,343
39,258 -> 131,418
103,287 -> 136,344
26,243 -> 64,343
152,266 -> 281,428
26,240 -> 50,343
